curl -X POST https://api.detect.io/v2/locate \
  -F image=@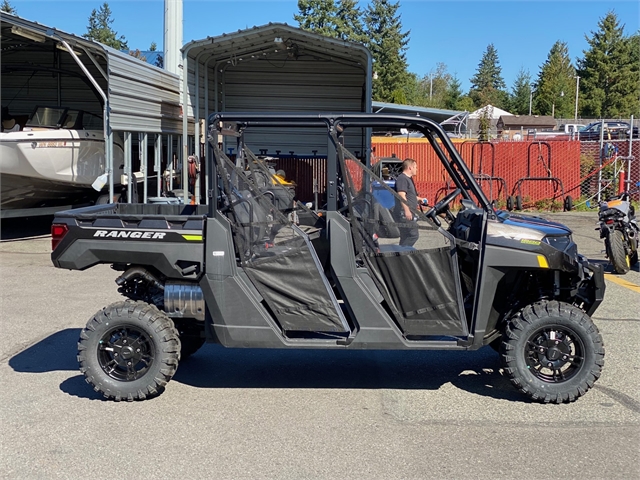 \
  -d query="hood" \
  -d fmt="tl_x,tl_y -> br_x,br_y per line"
489,211 -> 572,240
